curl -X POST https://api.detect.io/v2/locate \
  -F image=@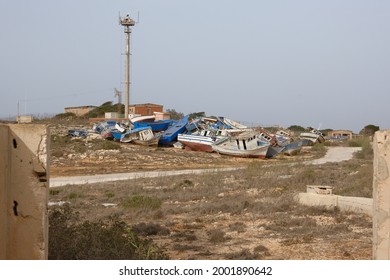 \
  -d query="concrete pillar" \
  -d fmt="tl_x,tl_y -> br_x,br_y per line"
373,130 -> 390,259
0,124 -> 49,259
